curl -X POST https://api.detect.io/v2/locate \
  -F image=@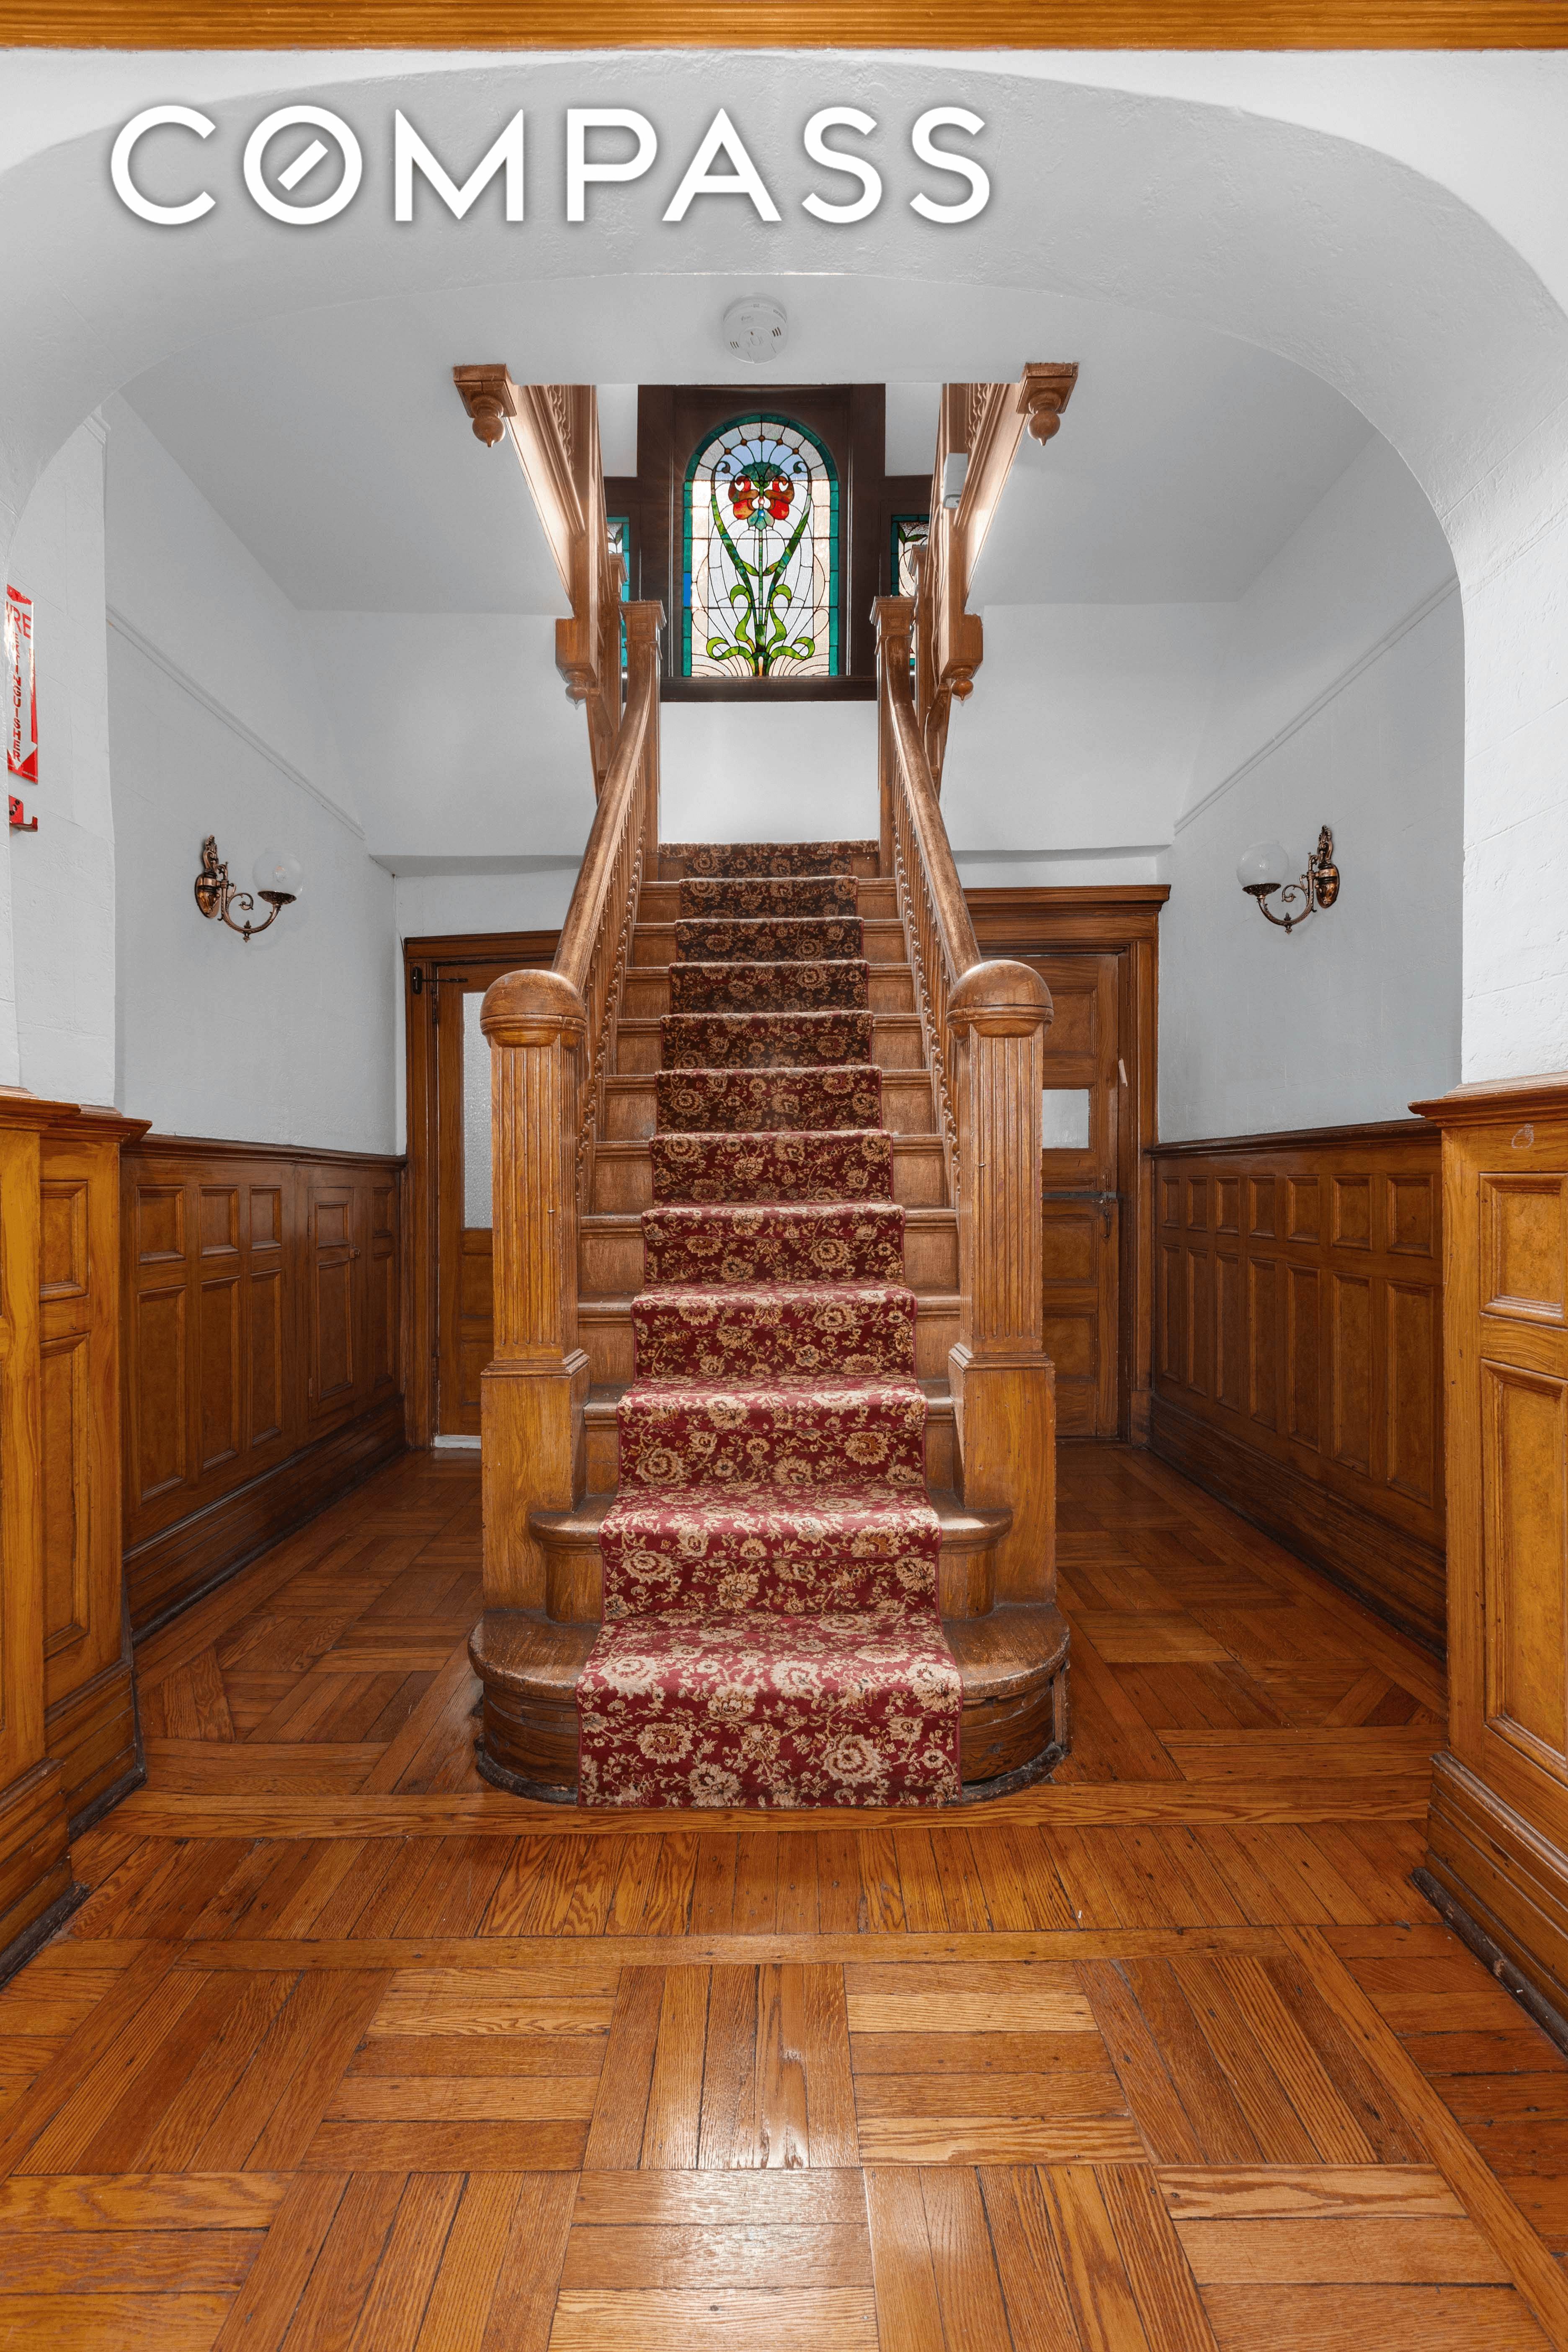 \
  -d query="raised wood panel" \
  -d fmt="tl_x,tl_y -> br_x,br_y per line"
1419,1072 -> 1568,2039
122,1138 -> 405,1631
1150,1120 -> 1444,1651
1482,1363 -> 1568,1779
39,1112 -> 147,1836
